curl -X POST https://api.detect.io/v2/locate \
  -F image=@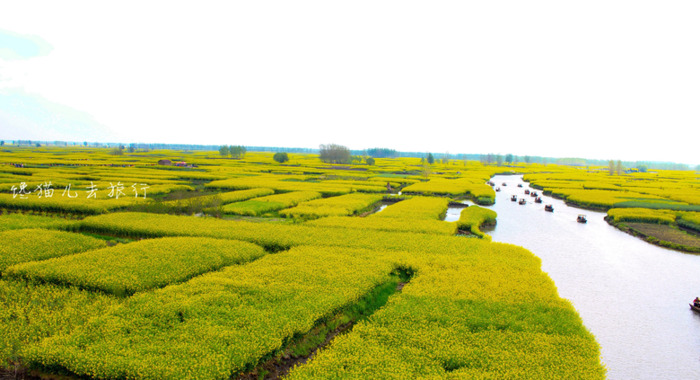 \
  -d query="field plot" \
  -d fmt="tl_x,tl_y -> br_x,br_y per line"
0,212 -> 77,232
279,193 -> 383,219
370,196 -> 449,220
456,205 -> 498,239
223,191 -> 321,216
0,229 -> 107,273
402,178 -> 496,205
0,147 -> 609,379
5,237 -> 265,296
24,246 -> 400,379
